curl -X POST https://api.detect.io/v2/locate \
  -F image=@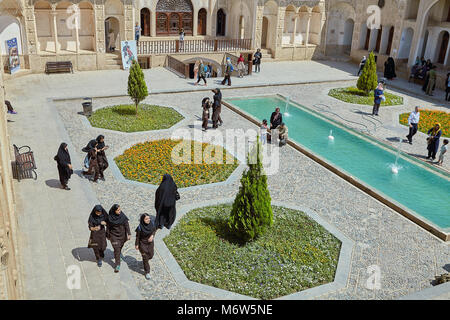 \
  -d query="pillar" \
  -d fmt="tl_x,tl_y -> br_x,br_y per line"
254,5 -> 264,49
151,10 -> 156,37
51,5 -> 59,53
291,16 -> 297,44
74,4 -> 80,53
193,9 -> 198,36
305,12 -> 311,46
